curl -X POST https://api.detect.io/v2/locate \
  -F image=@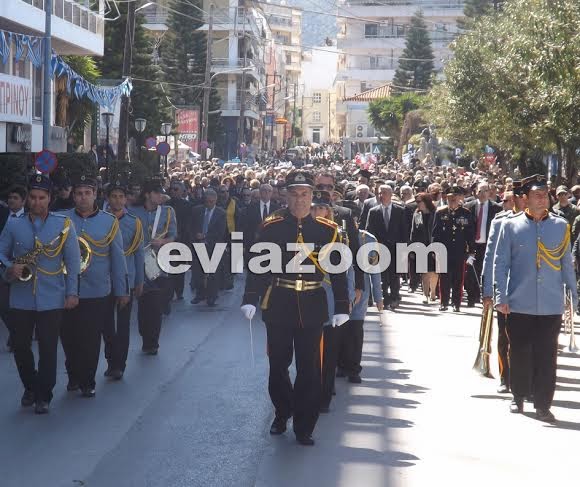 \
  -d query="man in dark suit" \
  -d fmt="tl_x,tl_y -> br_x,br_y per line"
243,183 -> 280,251
168,181 -> 193,301
366,184 -> 409,309
463,181 -> 501,306
359,179 -> 385,229
191,189 -> 227,307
